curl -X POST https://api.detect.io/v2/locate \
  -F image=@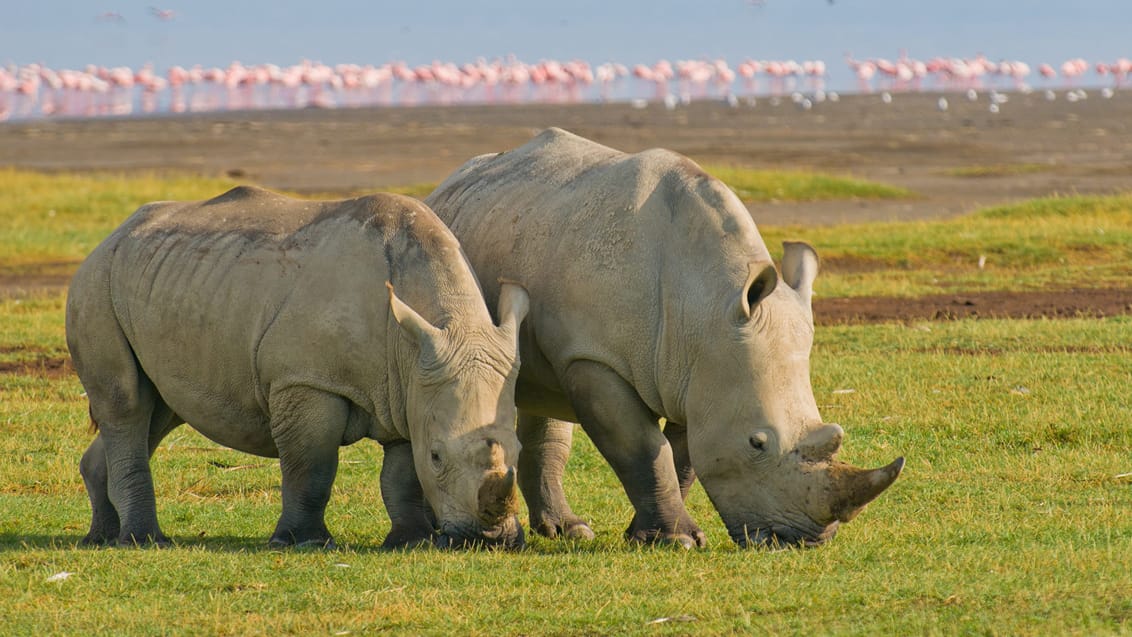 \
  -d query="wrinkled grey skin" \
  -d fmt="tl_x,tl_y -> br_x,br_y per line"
425,128 -> 903,548
66,187 -> 528,550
